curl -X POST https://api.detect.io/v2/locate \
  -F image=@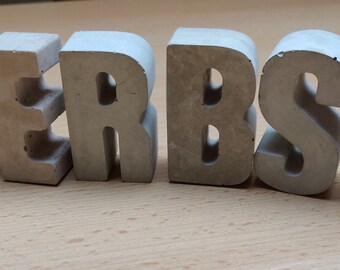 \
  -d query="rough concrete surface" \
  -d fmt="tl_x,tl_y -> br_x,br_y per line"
60,31 -> 157,182
0,32 -> 72,185
255,29 -> 340,195
167,28 -> 258,186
